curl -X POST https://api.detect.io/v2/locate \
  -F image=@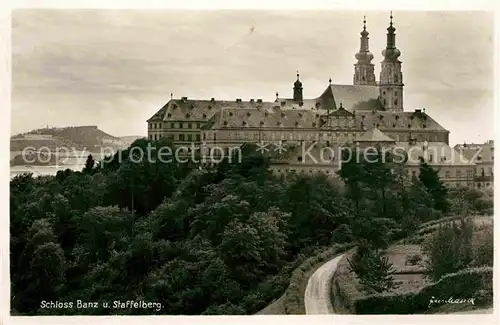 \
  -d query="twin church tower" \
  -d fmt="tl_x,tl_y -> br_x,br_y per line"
353,13 -> 404,112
